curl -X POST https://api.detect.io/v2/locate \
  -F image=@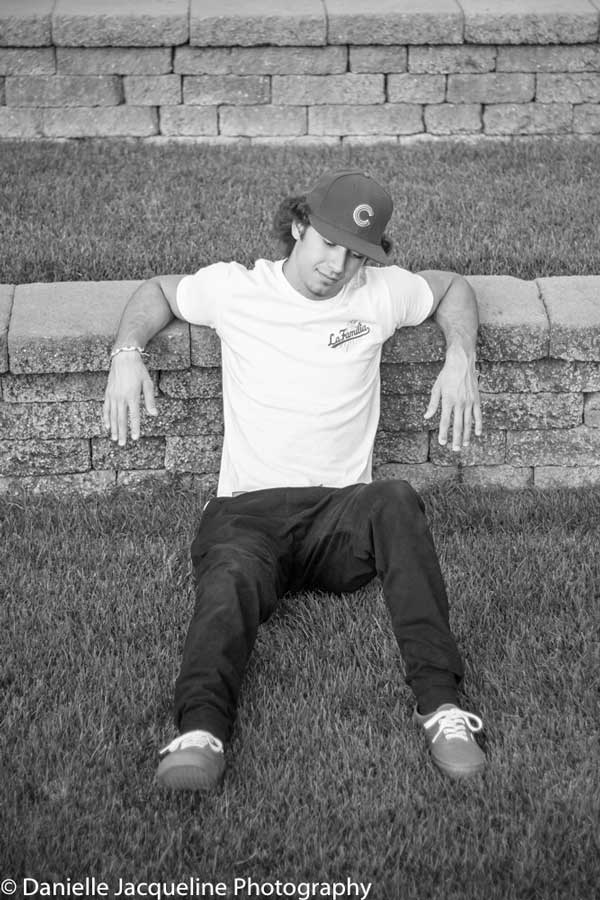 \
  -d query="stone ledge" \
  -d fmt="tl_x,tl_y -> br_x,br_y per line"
0,285 -> 14,373
4,276 -> 600,373
0,0 -> 53,48
2,274 -> 600,492
539,276 -> 600,360
460,0 -> 600,45
189,0 -> 327,47
8,281 -> 189,373
52,0 -> 190,48
3,1 -> 600,50
2,3 -> 600,142
469,275 -> 548,360
325,0 -> 464,46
